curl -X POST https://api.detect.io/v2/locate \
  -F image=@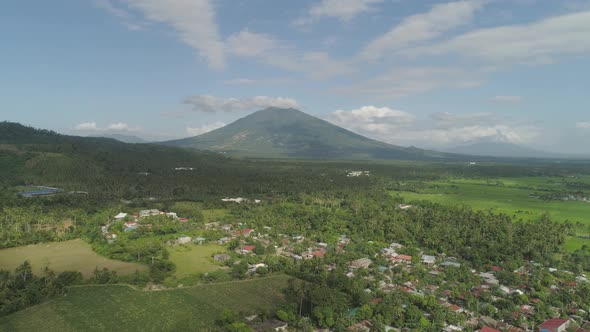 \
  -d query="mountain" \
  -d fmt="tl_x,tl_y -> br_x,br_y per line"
95,133 -> 148,144
446,141 -> 557,159
163,107 -> 451,160
0,121 -> 371,198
